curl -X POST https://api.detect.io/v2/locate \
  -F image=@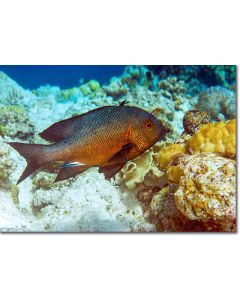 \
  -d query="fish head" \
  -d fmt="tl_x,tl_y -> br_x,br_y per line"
131,108 -> 166,150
